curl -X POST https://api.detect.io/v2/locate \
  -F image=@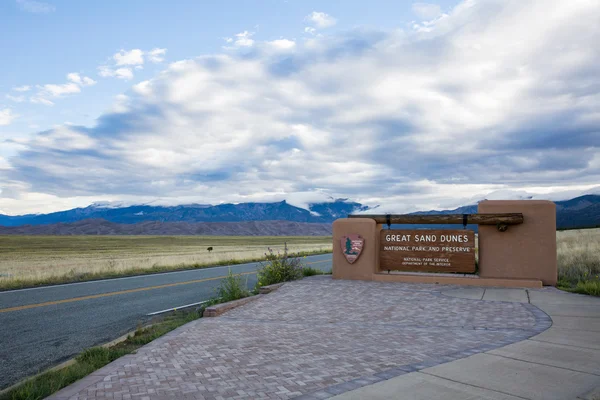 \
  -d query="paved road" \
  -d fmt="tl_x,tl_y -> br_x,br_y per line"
0,254 -> 332,390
